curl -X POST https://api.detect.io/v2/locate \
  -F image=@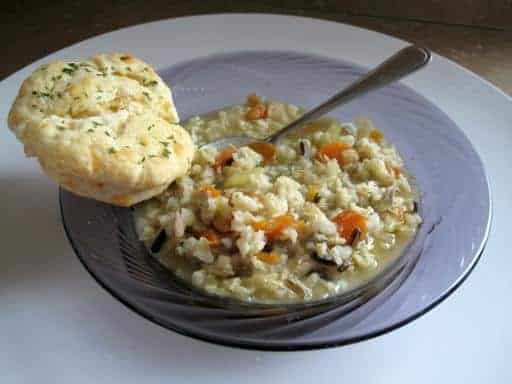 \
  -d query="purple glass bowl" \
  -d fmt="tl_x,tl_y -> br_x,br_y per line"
60,51 -> 491,350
